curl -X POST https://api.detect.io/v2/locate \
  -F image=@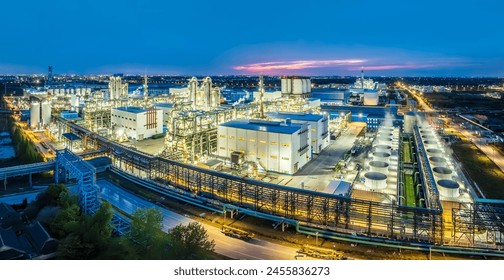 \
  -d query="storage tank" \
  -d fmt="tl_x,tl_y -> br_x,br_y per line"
374,144 -> 392,153
30,101 -> 40,128
423,140 -> 438,148
373,152 -> 391,162
41,101 -> 51,126
426,148 -> 443,156
364,172 -> 388,190
437,179 -> 460,198
429,156 -> 447,167
433,167 -> 453,180
404,111 -> 416,133
292,79 -> 303,95
377,136 -> 393,145
369,161 -> 389,173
